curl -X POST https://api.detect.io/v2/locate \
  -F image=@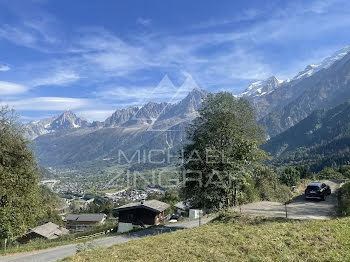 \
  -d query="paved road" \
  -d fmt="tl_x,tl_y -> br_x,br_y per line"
234,179 -> 344,220
0,217 -> 212,262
